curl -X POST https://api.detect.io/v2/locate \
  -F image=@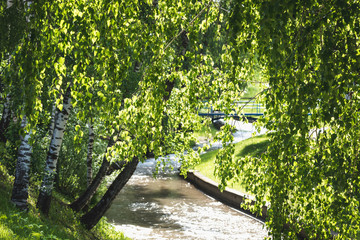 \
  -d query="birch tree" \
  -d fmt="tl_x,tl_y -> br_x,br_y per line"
37,85 -> 72,215
11,116 -> 32,210
7,0 -> 360,237
4,0 -> 240,228
31,0 -> 129,214
79,0 -> 234,229
86,120 -> 95,187
0,95 -> 11,143
214,1 -> 360,238
8,0 -> 38,210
